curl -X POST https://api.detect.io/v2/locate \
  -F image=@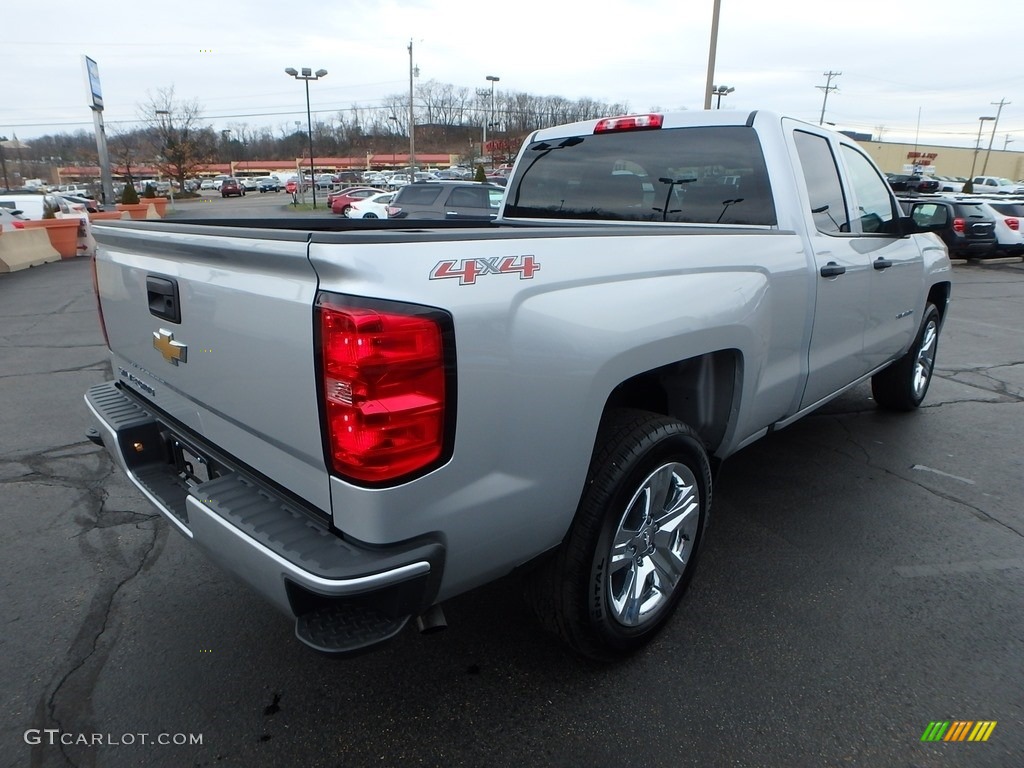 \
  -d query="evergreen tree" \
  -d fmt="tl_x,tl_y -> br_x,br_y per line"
121,184 -> 140,205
